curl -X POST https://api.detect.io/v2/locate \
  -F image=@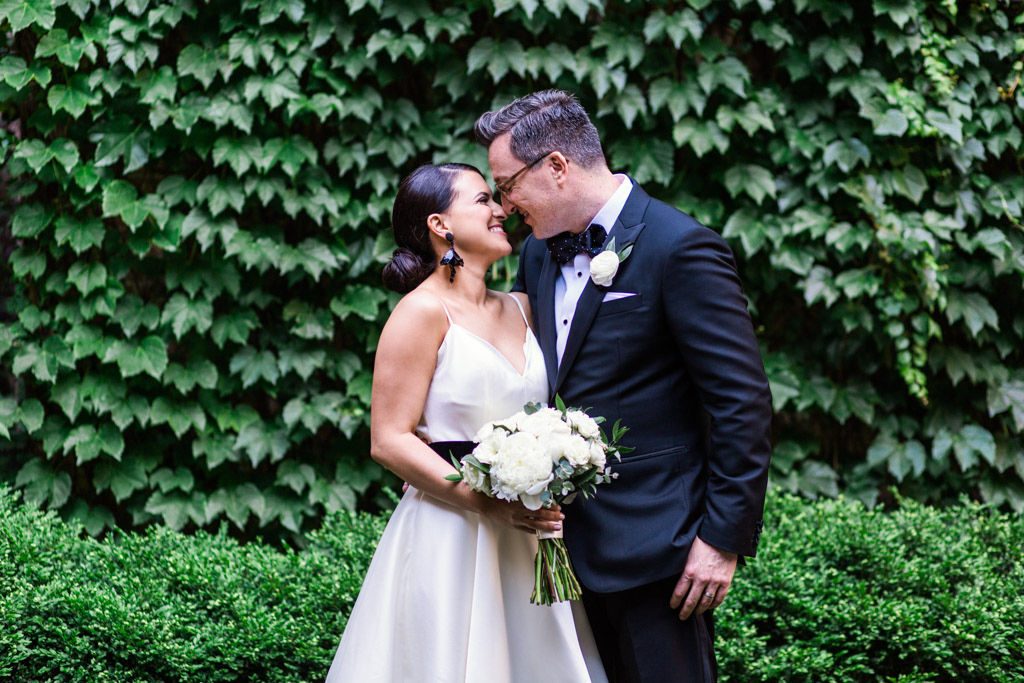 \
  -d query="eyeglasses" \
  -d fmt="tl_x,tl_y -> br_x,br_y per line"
494,150 -> 554,201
